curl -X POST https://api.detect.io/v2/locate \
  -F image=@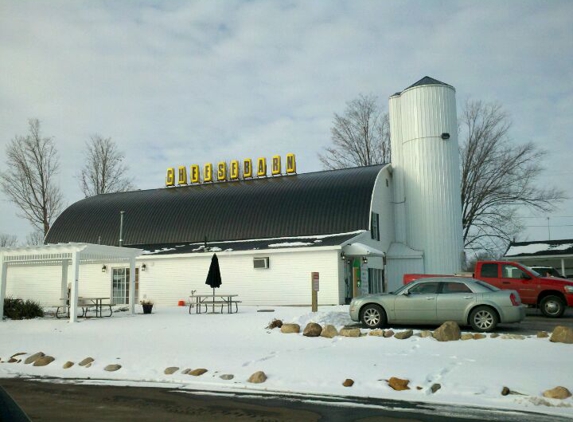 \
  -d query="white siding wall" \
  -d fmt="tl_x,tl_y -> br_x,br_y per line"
4,249 -> 345,307
5,263 -> 113,305
138,248 -> 343,306
6,264 -> 62,304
